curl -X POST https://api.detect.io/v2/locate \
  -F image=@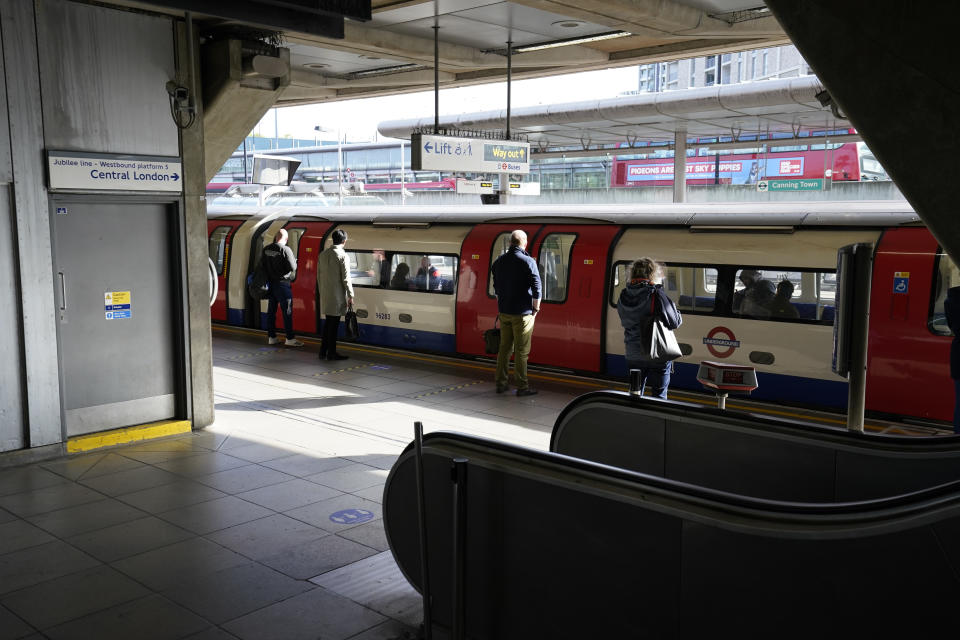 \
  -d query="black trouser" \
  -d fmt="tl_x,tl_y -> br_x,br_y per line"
320,314 -> 341,357
267,281 -> 294,339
